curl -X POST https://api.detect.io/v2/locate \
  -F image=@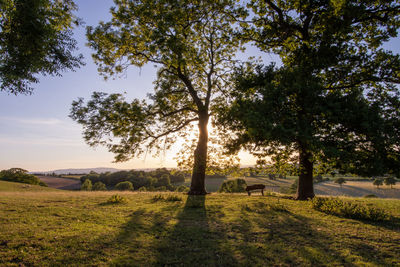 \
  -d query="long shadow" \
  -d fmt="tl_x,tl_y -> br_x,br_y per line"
234,201 -> 393,266
154,195 -> 238,266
